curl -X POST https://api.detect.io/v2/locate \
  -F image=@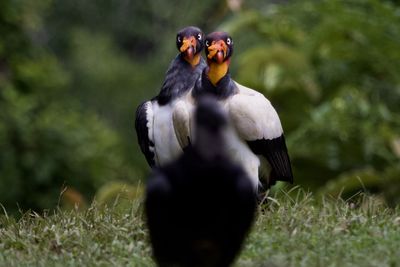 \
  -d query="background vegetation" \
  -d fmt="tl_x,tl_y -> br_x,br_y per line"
1,0 -> 400,214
